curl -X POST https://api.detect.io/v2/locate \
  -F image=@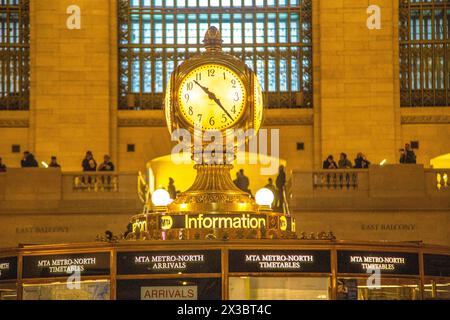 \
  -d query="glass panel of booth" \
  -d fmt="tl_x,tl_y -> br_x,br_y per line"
22,280 -> 110,300
229,276 -> 330,300
0,256 -> 18,300
423,253 -> 450,300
